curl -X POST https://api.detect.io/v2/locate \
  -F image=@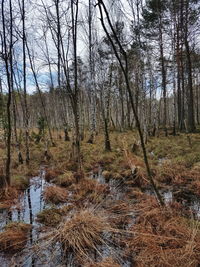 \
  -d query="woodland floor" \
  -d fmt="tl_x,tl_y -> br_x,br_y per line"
0,130 -> 200,266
